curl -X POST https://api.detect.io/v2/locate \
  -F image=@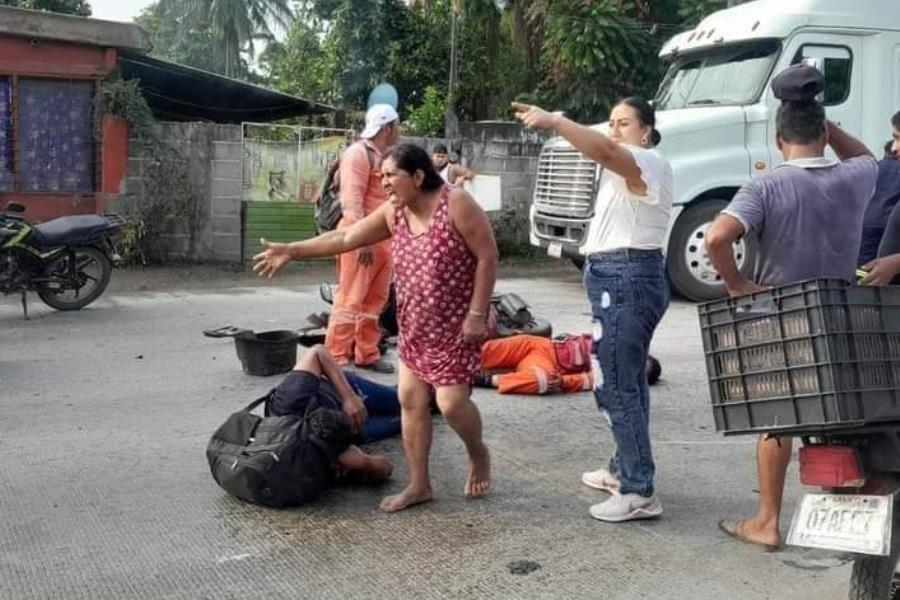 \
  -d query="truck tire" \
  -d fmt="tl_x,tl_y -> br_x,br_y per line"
848,507 -> 900,599
666,200 -> 756,302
